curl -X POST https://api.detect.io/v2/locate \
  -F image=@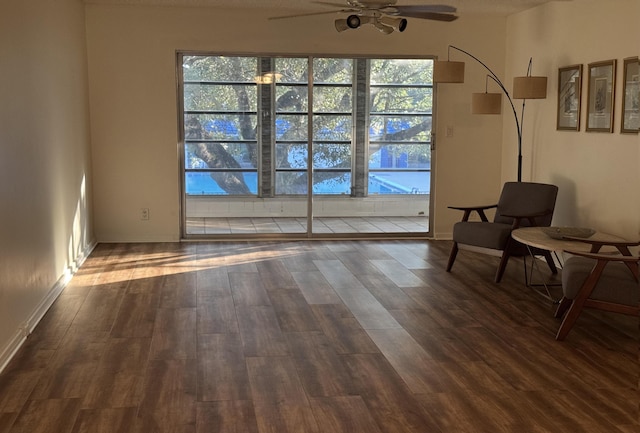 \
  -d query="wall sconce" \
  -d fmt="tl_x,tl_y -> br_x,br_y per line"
434,45 -> 548,182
